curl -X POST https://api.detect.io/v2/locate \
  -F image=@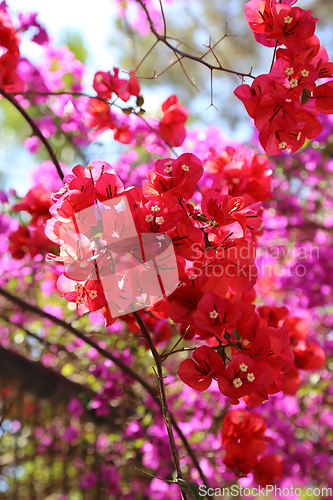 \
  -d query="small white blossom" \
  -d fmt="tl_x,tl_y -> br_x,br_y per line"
155,216 -> 165,225
289,78 -> 298,88
233,378 -> 243,388
88,289 -> 98,299
284,67 -> 294,76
